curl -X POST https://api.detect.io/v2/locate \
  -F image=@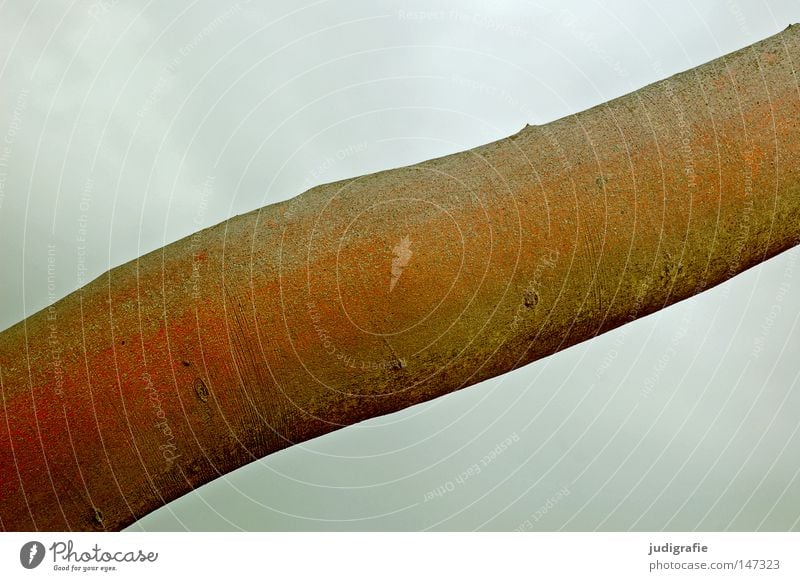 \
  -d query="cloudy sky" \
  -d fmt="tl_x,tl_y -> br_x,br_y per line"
1,0 -> 799,531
